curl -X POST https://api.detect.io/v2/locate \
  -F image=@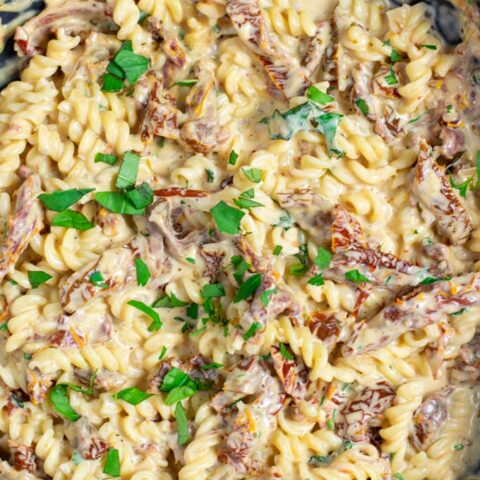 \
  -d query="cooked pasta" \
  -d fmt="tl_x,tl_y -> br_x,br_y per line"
0,0 -> 480,478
